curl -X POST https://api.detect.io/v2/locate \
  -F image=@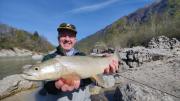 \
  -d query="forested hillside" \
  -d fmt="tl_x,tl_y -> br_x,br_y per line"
76,0 -> 180,53
0,23 -> 54,53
